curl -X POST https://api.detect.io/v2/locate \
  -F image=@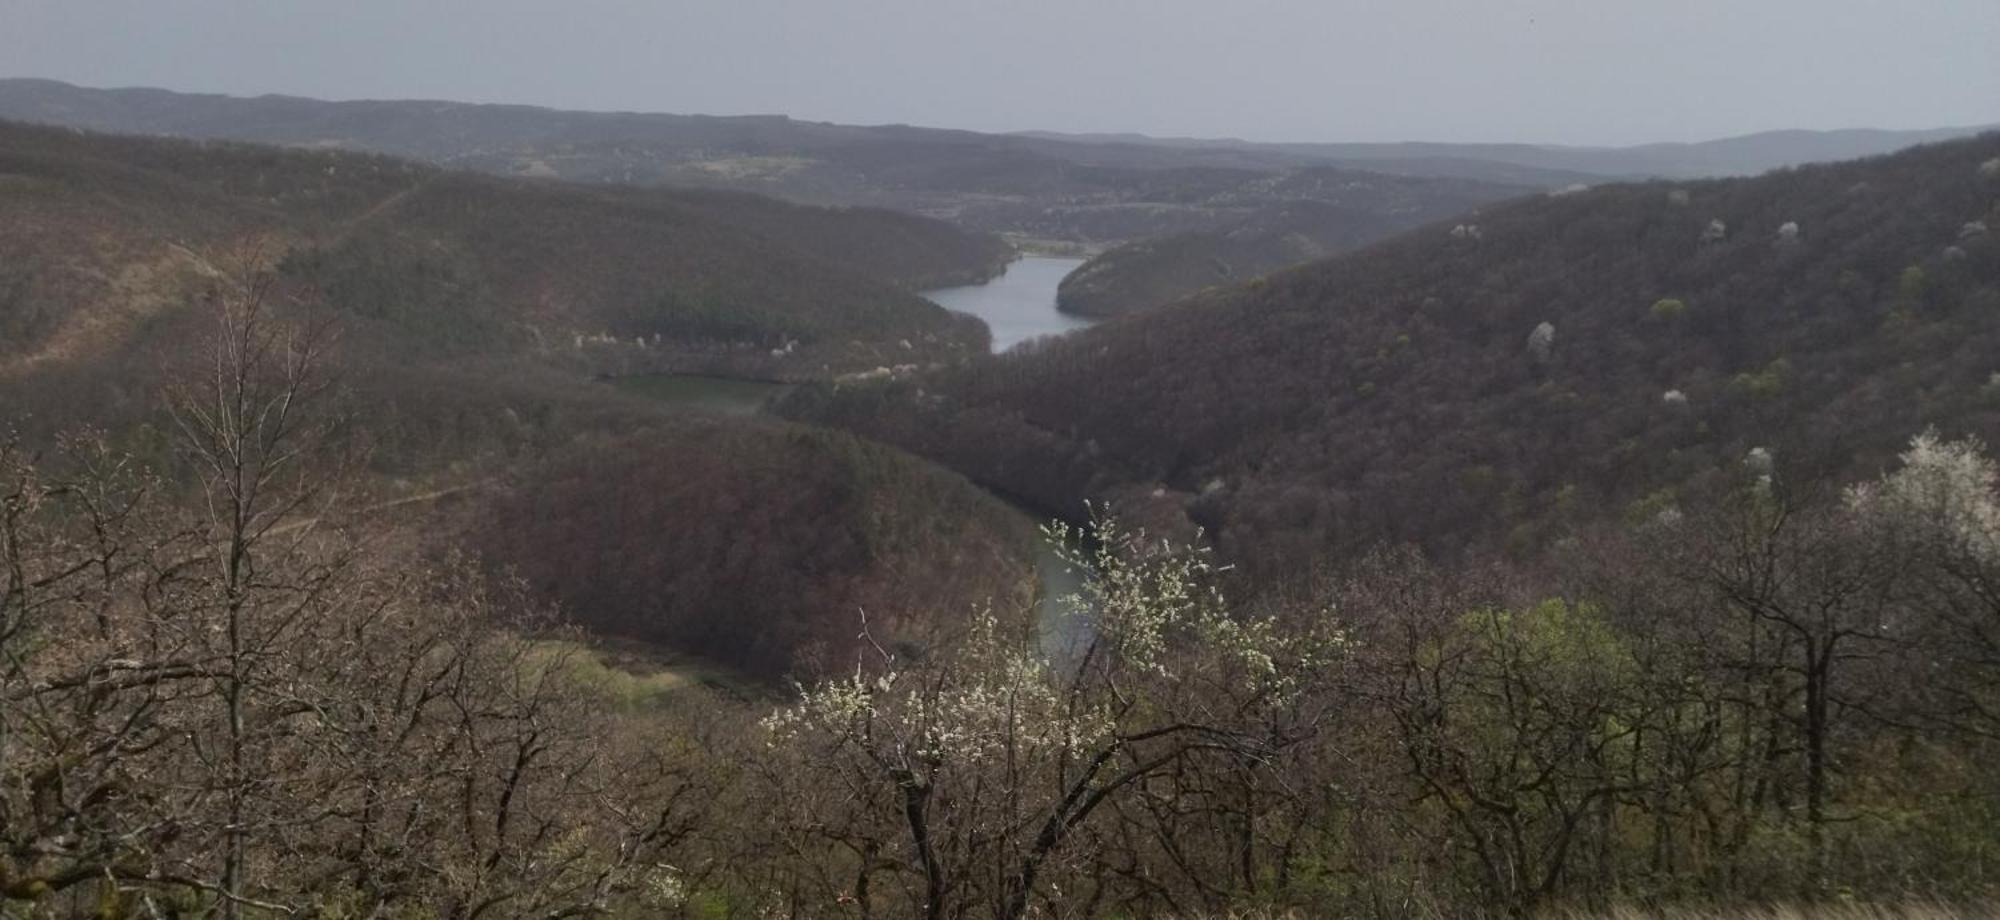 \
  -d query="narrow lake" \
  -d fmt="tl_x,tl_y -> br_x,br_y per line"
923,256 -> 1094,352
